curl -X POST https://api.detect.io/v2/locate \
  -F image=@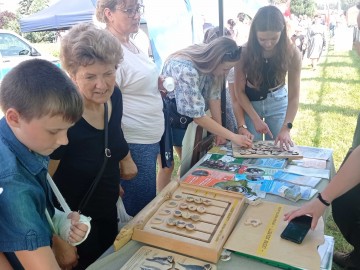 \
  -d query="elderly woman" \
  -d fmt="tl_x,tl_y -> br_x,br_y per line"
49,23 -> 131,269
96,0 -> 165,213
